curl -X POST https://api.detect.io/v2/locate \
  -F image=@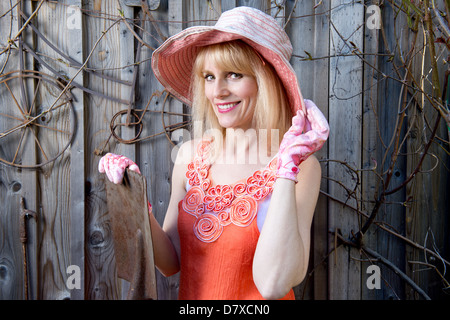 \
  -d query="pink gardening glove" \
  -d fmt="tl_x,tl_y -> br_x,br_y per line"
98,153 -> 141,184
276,99 -> 329,183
